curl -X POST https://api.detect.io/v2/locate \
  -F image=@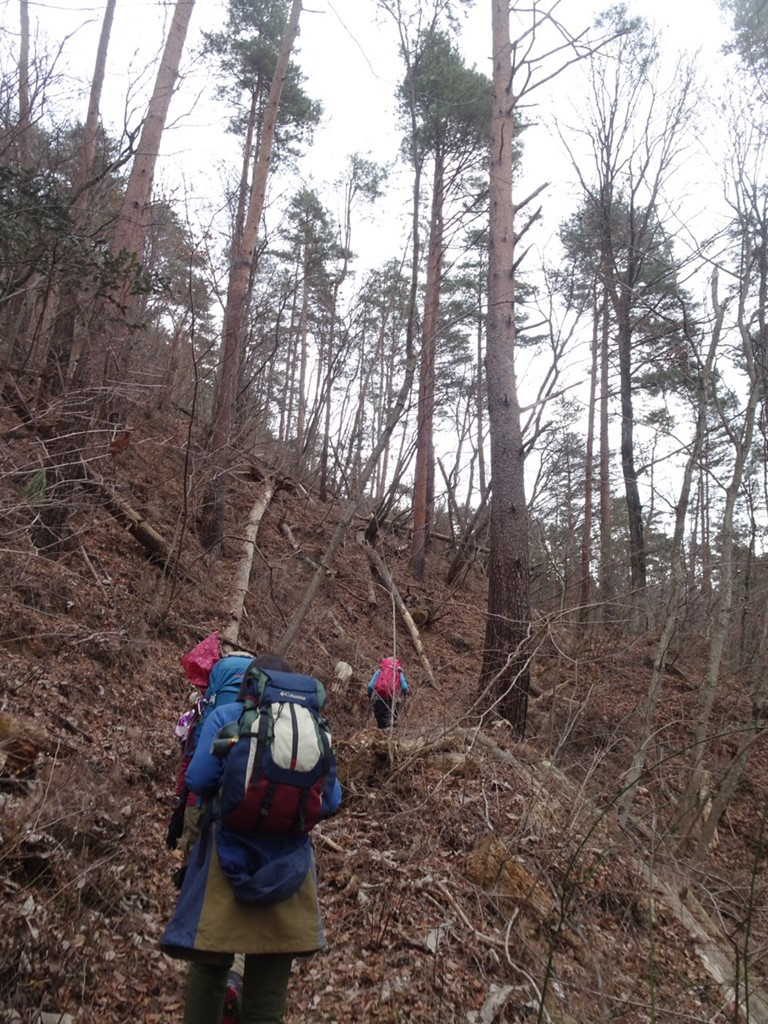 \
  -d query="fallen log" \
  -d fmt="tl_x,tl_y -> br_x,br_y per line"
280,521 -> 335,575
220,479 -> 275,649
79,467 -> 176,568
